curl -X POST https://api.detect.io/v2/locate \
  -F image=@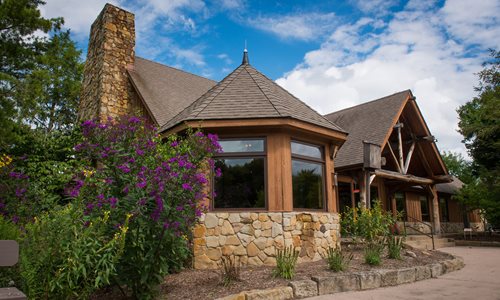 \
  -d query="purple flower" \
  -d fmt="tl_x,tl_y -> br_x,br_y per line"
15,188 -> 27,198
11,215 -> 19,224
136,181 -> 147,189
215,168 -> 222,178
105,178 -> 113,184
182,183 -> 192,191
176,205 -> 184,211
108,197 -> 118,208
118,164 -> 130,173
128,116 -> 141,124
170,141 -> 179,147
136,148 -> 145,156
122,185 -> 129,195
138,198 -> 146,206
195,173 -> 208,184
195,132 -> 204,137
